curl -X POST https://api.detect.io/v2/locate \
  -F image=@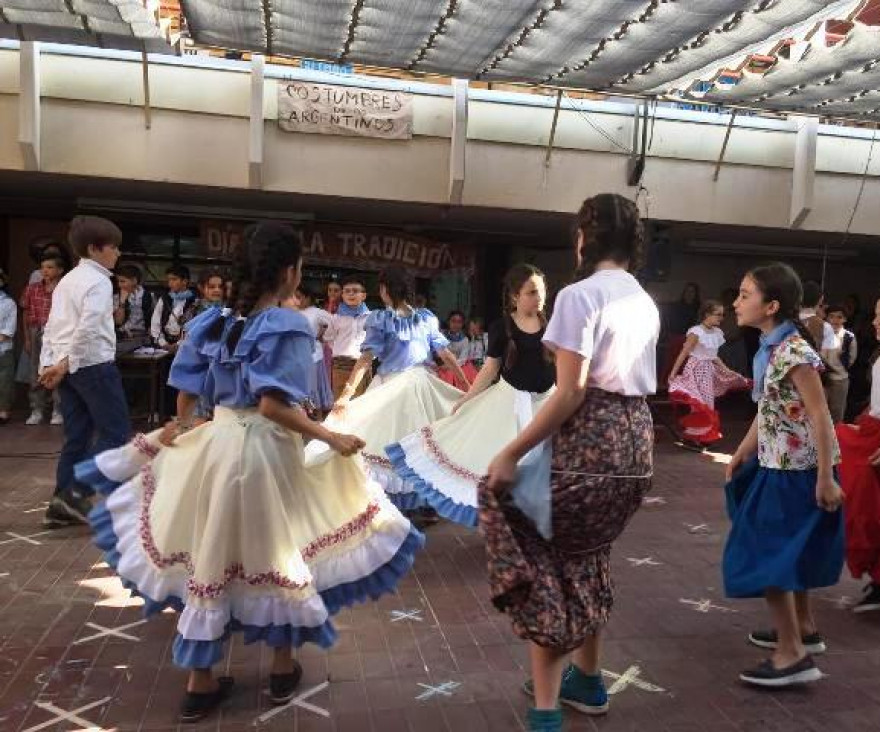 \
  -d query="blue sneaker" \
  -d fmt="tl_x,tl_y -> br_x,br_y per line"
522,664 -> 609,716
527,707 -> 563,731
